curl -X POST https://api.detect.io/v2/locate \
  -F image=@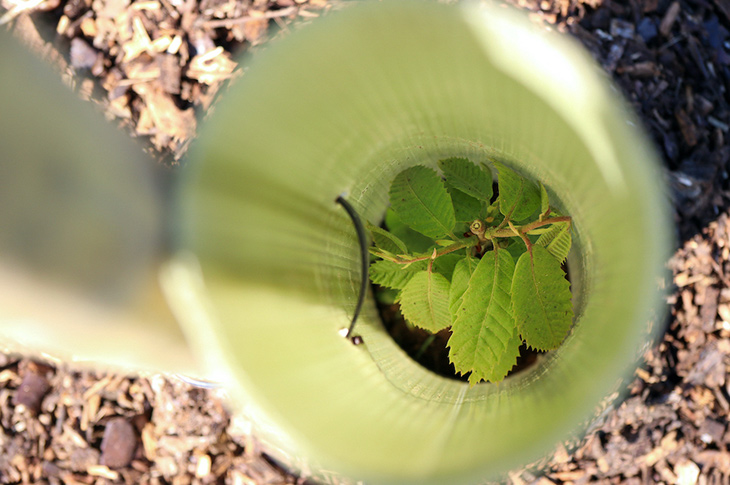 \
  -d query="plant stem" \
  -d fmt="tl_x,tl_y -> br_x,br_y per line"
415,334 -> 437,361
372,216 -> 570,265
508,220 -> 532,252
488,215 -> 571,239
522,215 -> 571,233
382,239 -> 478,265
538,205 -> 552,222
